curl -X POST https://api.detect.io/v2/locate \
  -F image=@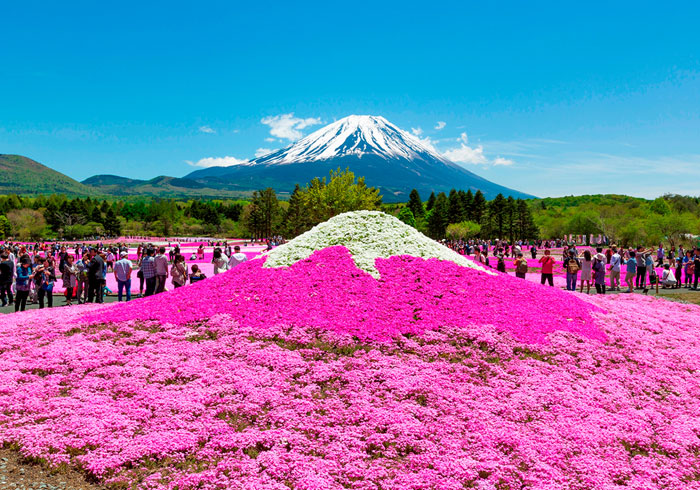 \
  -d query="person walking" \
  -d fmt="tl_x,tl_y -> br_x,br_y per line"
87,248 -> 105,303
656,244 -> 665,267
212,248 -> 229,275
593,251 -> 606,294
62,255 -> 78,306
692,249 -> 700,291
609,247 -> 621,291
635,247 -> 649,289
154,247 -> 169,294
227,245 -> 248,269
171,254 -> 188,288
141,248 -> 157,296
579,250 -> 593,294
514,252 -> 528,279
564,250 -> 581,291
75,254 -> 90,304
683,251 -> 694,288
0,252 -> 14,307
624,251 -> 637,293
114,251 -> 133,302
538,249 -> 555,286
15,257 -> 33,312
35,257 -> 56,309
